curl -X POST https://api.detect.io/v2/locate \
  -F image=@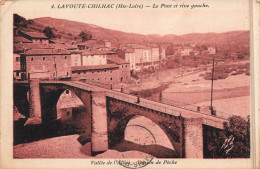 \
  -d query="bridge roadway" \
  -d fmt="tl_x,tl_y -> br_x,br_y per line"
16,80 -> 229,129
